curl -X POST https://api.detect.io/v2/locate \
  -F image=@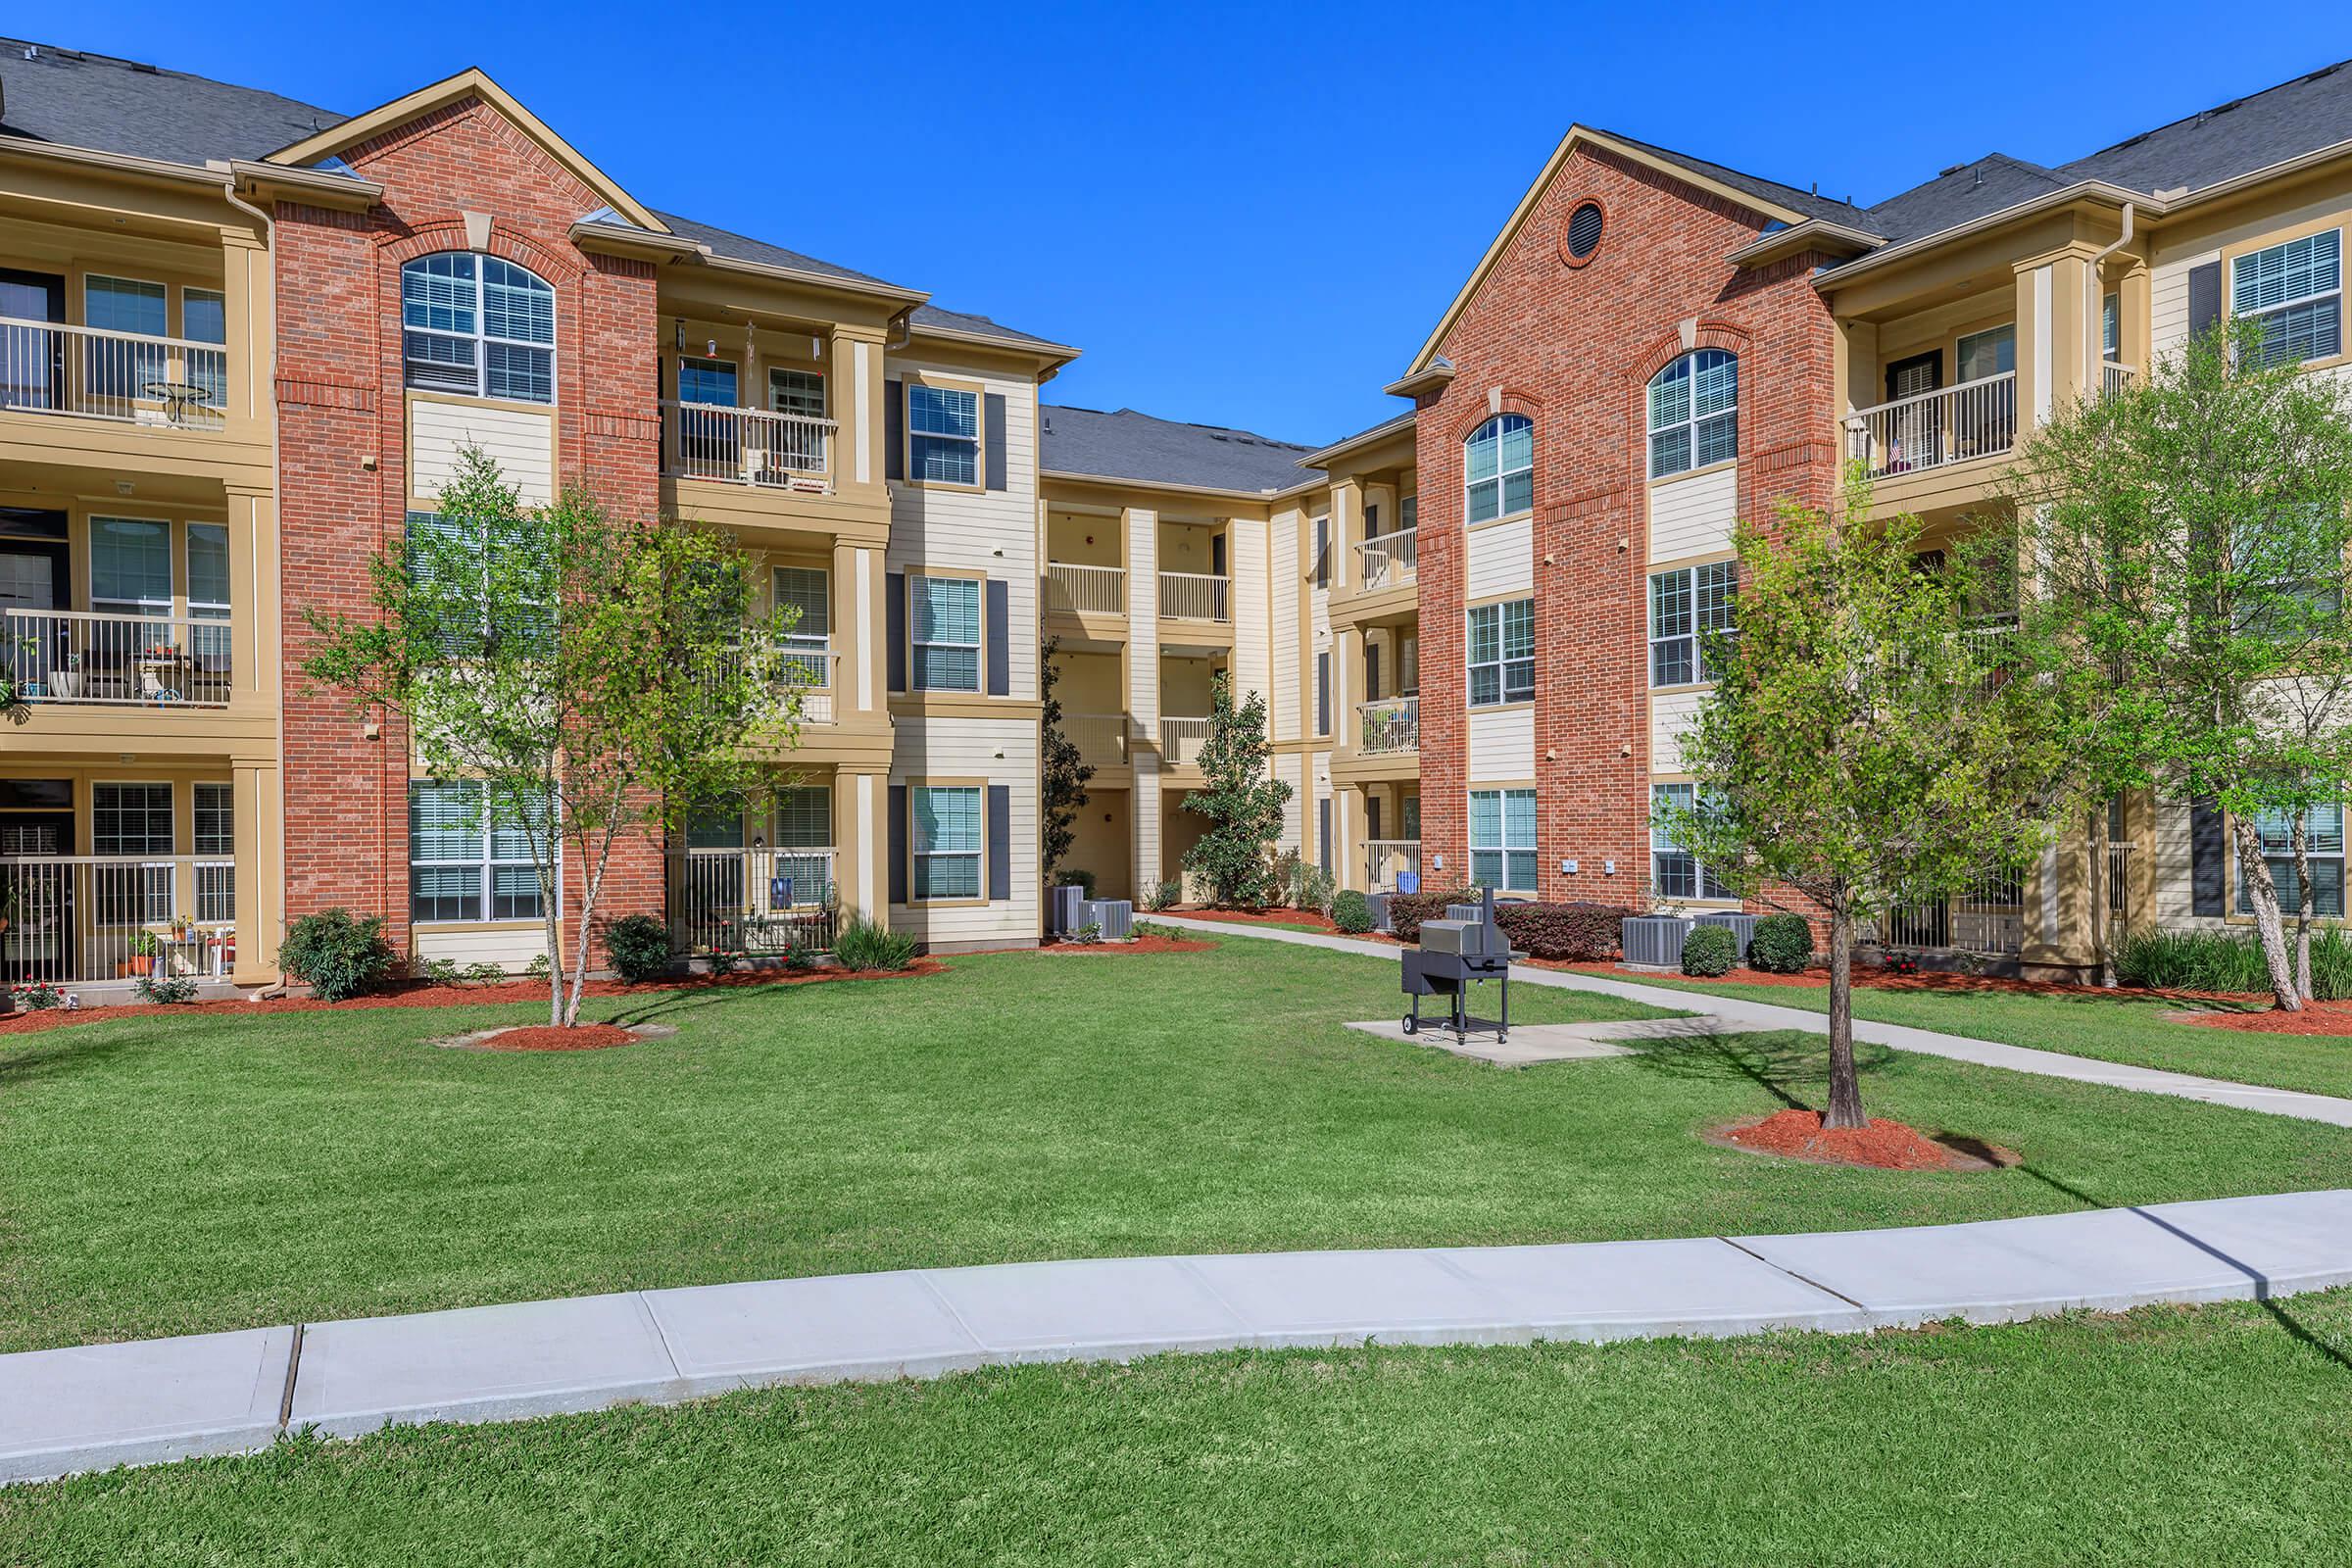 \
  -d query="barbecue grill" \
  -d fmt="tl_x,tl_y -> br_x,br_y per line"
1401,886 -> 1520,1044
